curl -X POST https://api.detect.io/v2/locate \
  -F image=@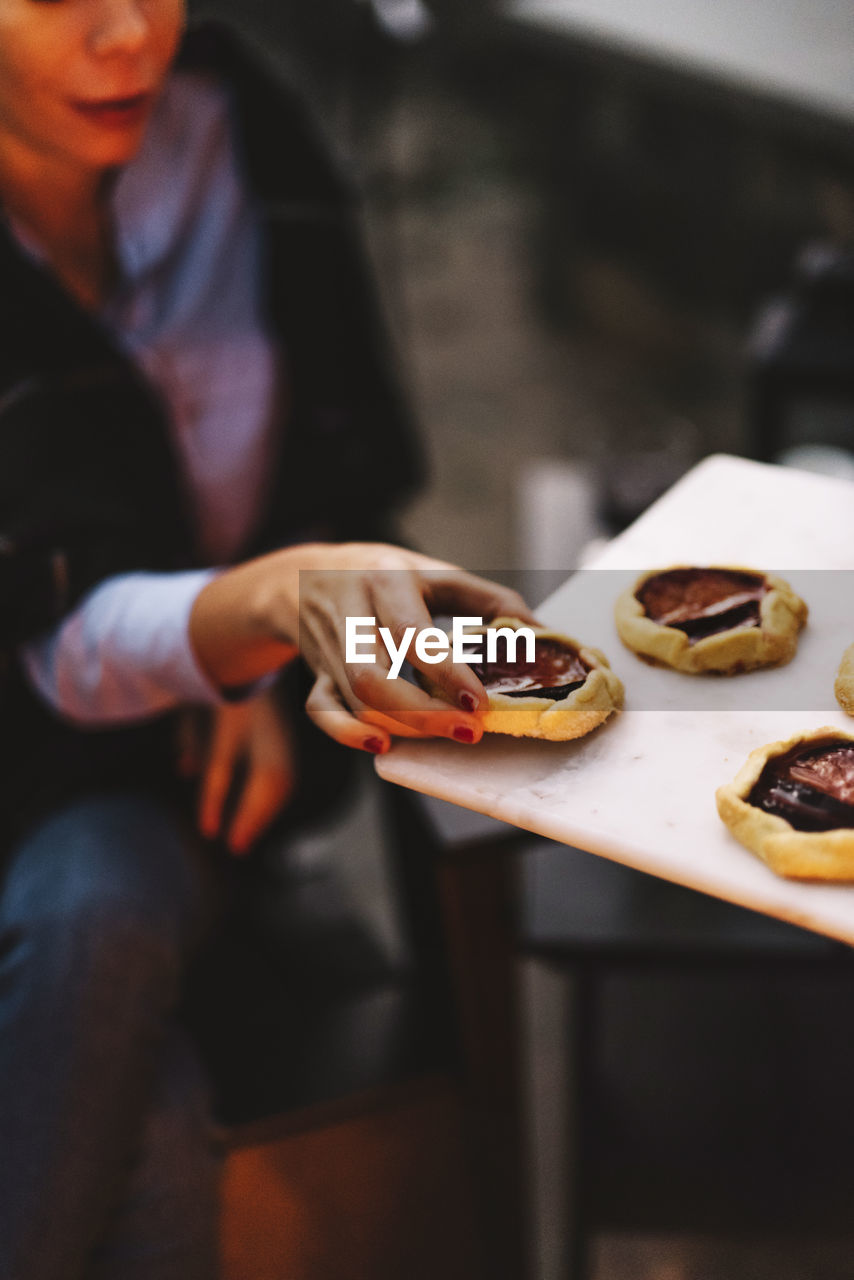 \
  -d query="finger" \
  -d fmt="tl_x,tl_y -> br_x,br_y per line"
424,570 -> 540,628
249,695 -> 298,776
369,573 -> 487,715
347,664 -> 484,742
311,574 -> 486,736
305,672 -> 395,752
175,709 -> 205,777
299,605 -> 423,740
199,759 -> 233,840
227,768 -> 291,856
299,577 -> 484,742
313,625 -> 485,741
198,704 -> 252,838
